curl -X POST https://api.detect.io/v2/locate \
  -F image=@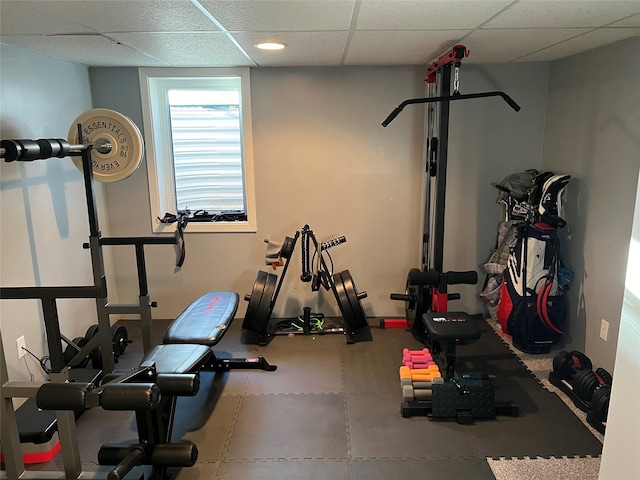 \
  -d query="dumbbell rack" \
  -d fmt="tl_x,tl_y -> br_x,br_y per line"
242,225 -> 371,345
548,371 -> 607,435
